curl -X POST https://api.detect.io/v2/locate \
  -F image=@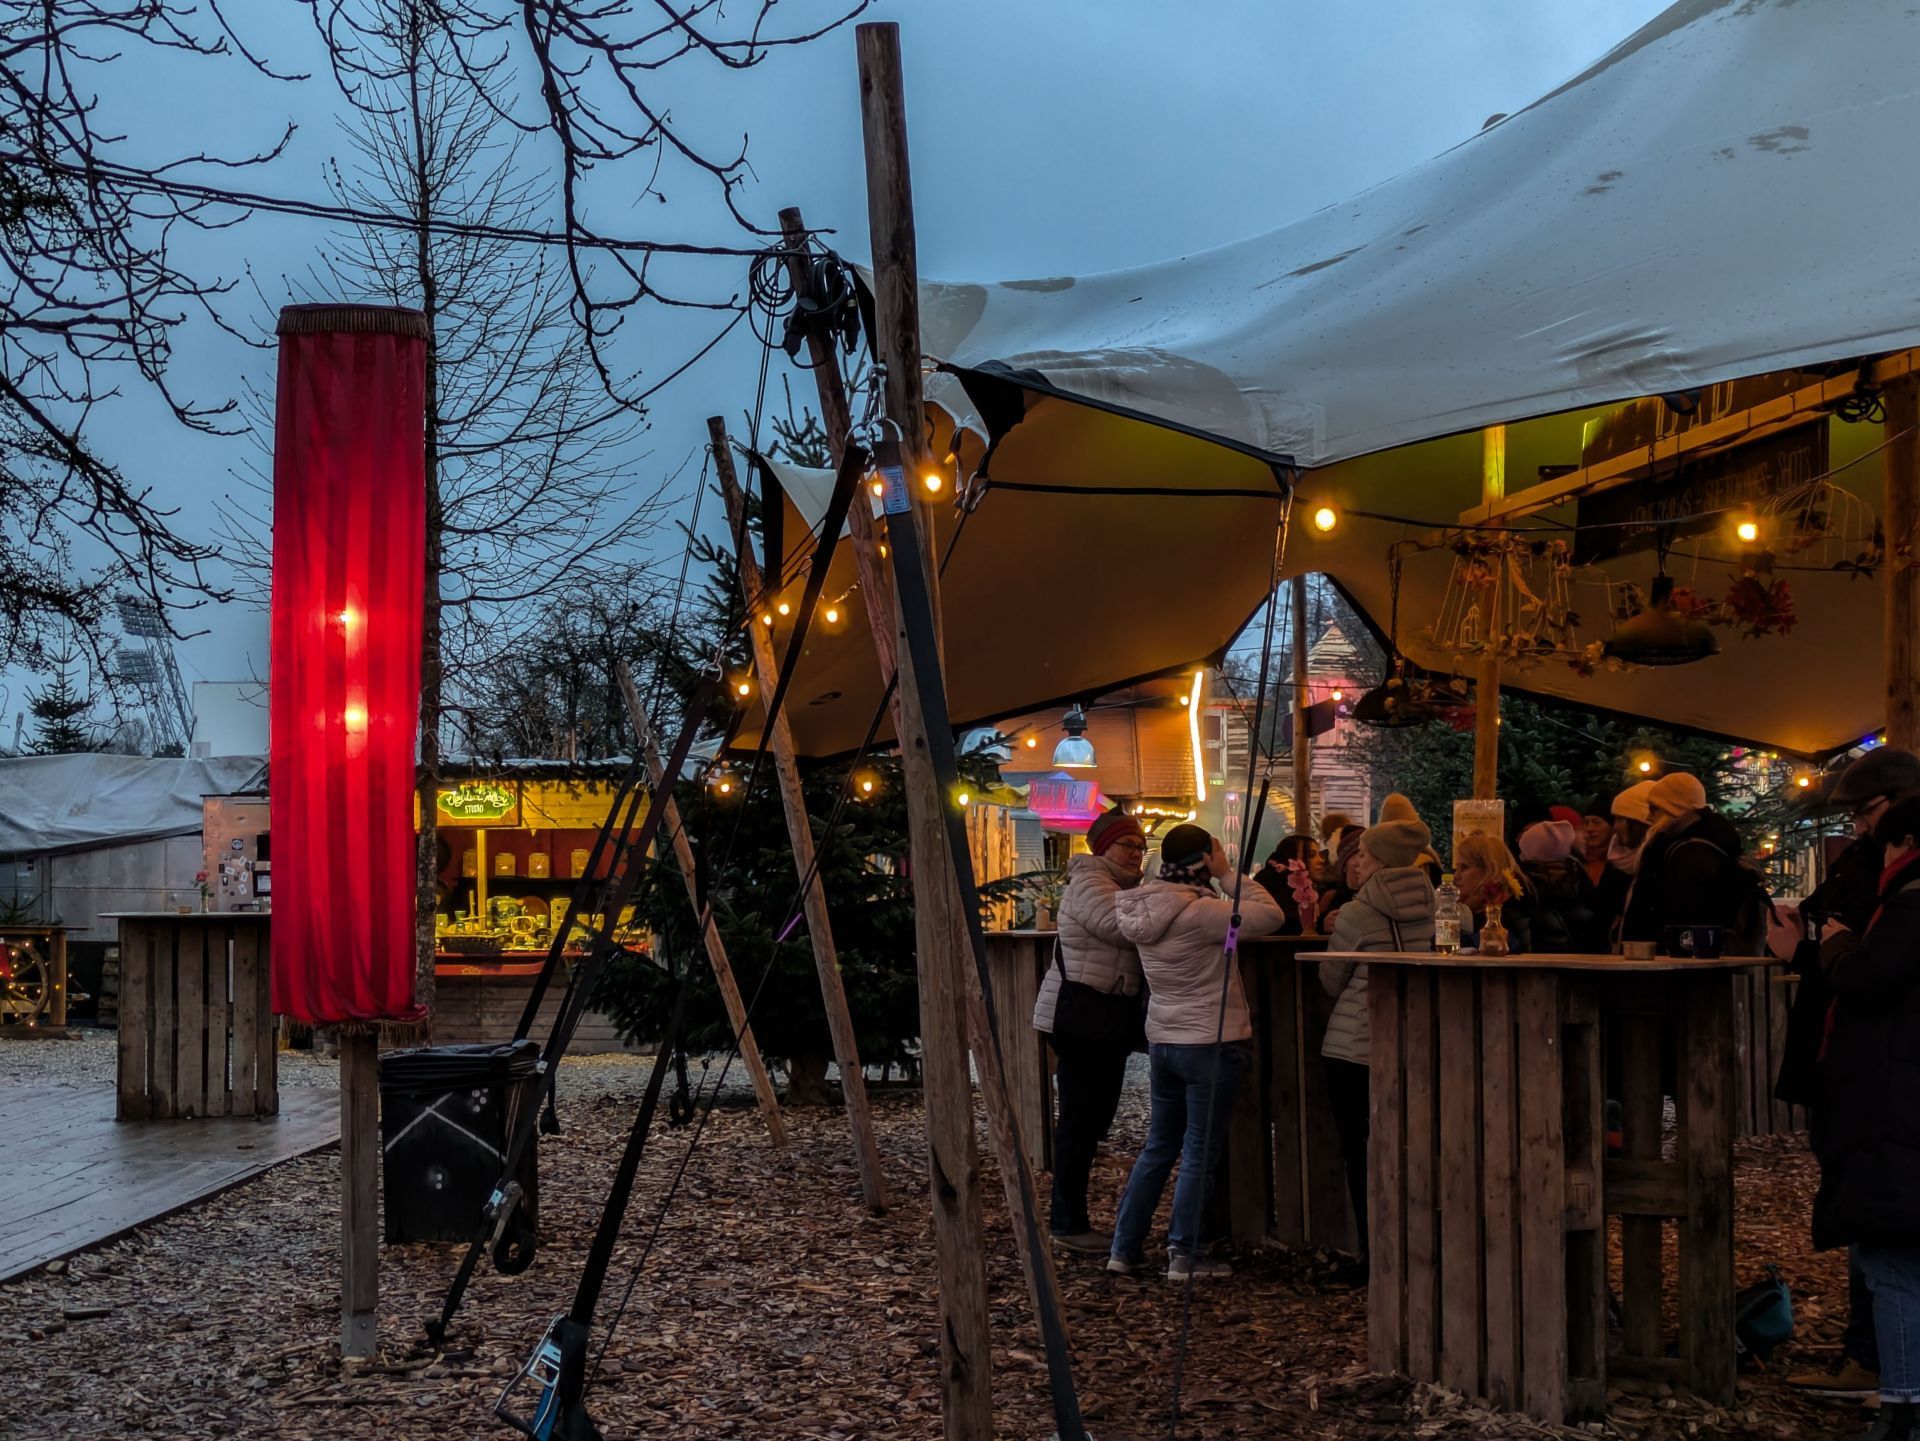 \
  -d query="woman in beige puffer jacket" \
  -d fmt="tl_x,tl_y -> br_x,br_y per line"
1320,794 -> 1436,1262
1031,811 -> 1147,1250
1106,823 -> 1286,1279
